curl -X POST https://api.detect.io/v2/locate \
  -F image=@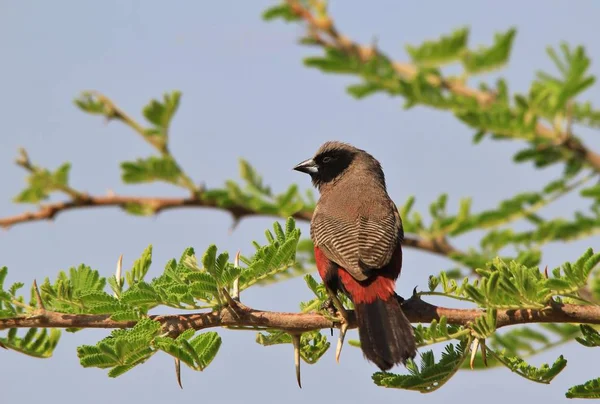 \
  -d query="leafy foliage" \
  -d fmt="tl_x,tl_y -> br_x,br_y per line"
1,220 -> 304,377
238,218 -> 302,289
202,159 -> 314,219
0,328 -> 60,358
13,161 -> 73,203
77,319 -> 161,377
532,44 -> 595,118
406,27 -> 469,67
256,330 -> 330,364
461,28 -> 516,74
425,248 -> 600,309
142,91 -> 181,138
262,3 -> 301,22
372,341 -> 470,393
0,266 -> 25,319
576,325 -> 600,347
41,264 -> 118,314
488,350 -> 566,384
567,378 -> 600,399
121,156 -> 183,185
464,324 -> 580,370
413,317 -> 468,347
154,330 -> 221,371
